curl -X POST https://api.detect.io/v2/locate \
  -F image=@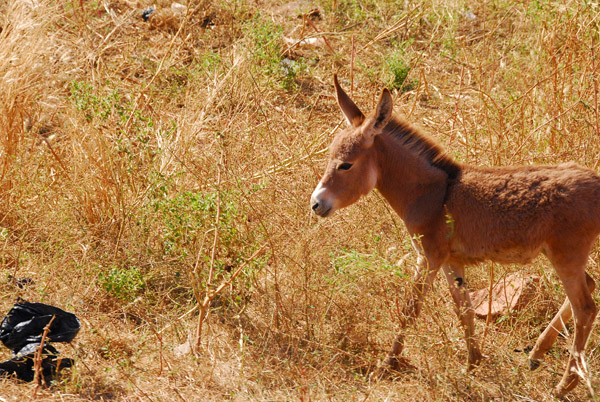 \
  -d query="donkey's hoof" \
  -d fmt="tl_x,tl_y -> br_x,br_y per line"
468,349 -> 483,370
370,366 -> 388,381
553,375 -> 579,399
528,358 -> 541,371
373,356 -> 416,379
553,385 -> 569,400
